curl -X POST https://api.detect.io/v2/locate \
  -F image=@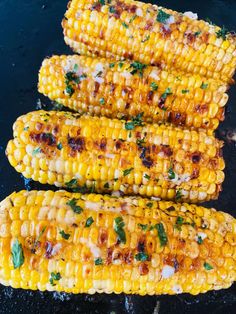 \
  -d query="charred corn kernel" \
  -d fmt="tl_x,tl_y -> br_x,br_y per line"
7,111 -> 225,202
0,190 -> 236,295
38,55 -> 228,130
62,0 -> 236,84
